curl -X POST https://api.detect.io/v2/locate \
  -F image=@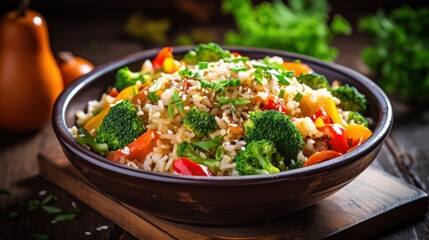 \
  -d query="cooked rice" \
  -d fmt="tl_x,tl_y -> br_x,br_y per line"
72,54 -> 357,176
